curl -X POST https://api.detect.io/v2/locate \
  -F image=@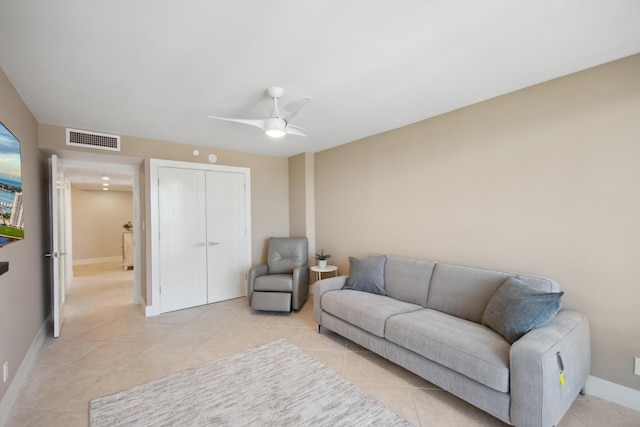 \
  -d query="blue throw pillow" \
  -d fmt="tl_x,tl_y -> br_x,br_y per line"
481,276 -> 564,344
343,256 -> 387,296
